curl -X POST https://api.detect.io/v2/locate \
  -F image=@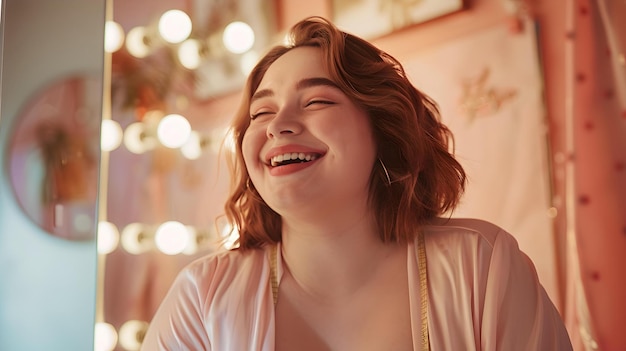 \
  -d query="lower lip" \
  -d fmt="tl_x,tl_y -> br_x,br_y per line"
268,160 -> 317,176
